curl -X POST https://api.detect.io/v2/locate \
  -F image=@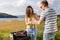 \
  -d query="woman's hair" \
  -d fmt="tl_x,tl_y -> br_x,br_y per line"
26,6 -> 34,18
